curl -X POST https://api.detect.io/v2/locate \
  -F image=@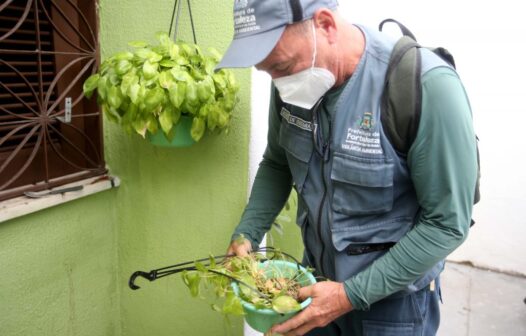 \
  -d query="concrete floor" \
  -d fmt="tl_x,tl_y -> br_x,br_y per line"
438,262 -> 526,336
